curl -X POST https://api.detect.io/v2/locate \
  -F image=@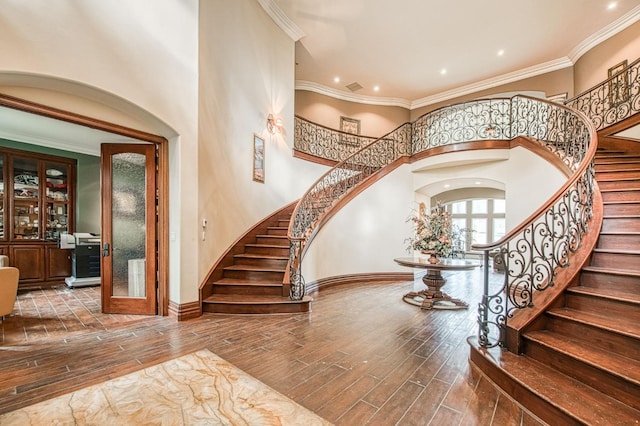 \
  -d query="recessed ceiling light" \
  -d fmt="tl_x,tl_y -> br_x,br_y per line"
373,85 -> 380,92
444,184 -> 451,188
440,68 -> 447,75
497,49 -> 505,56
333,76 -> 340,83
475,181 -> 482,185
607,2 -> 617,10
